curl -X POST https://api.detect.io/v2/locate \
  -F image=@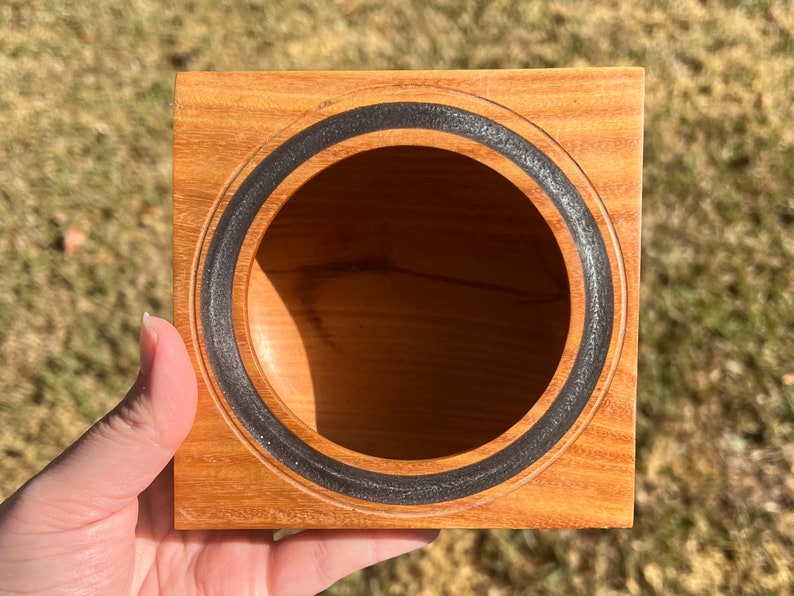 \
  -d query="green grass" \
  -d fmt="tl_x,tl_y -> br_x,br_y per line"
2,0 -> 793,593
